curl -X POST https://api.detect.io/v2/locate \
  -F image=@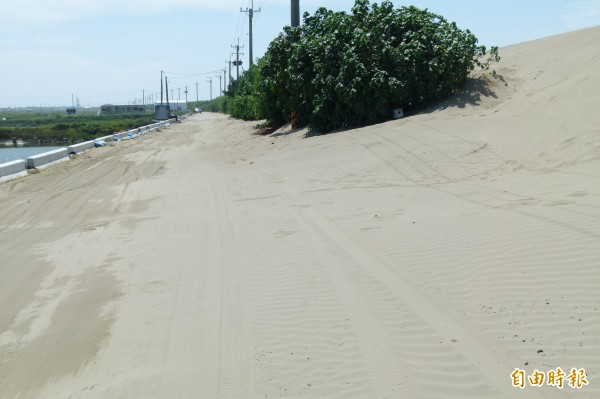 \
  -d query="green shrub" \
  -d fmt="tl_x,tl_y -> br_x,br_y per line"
229,65 -> 265,121
258,0 -> 499,132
